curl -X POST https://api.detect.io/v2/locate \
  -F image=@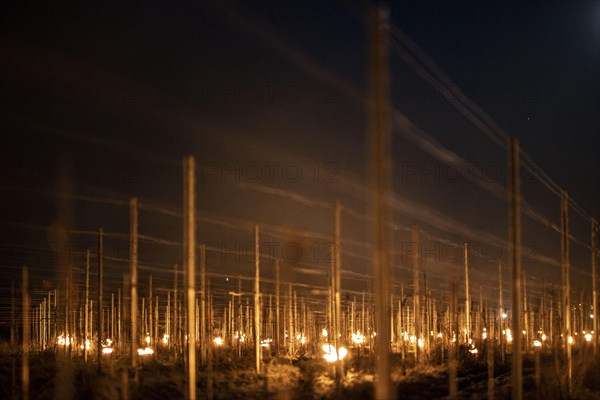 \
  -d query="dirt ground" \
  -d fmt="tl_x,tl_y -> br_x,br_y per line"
1,346 -> 599,399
